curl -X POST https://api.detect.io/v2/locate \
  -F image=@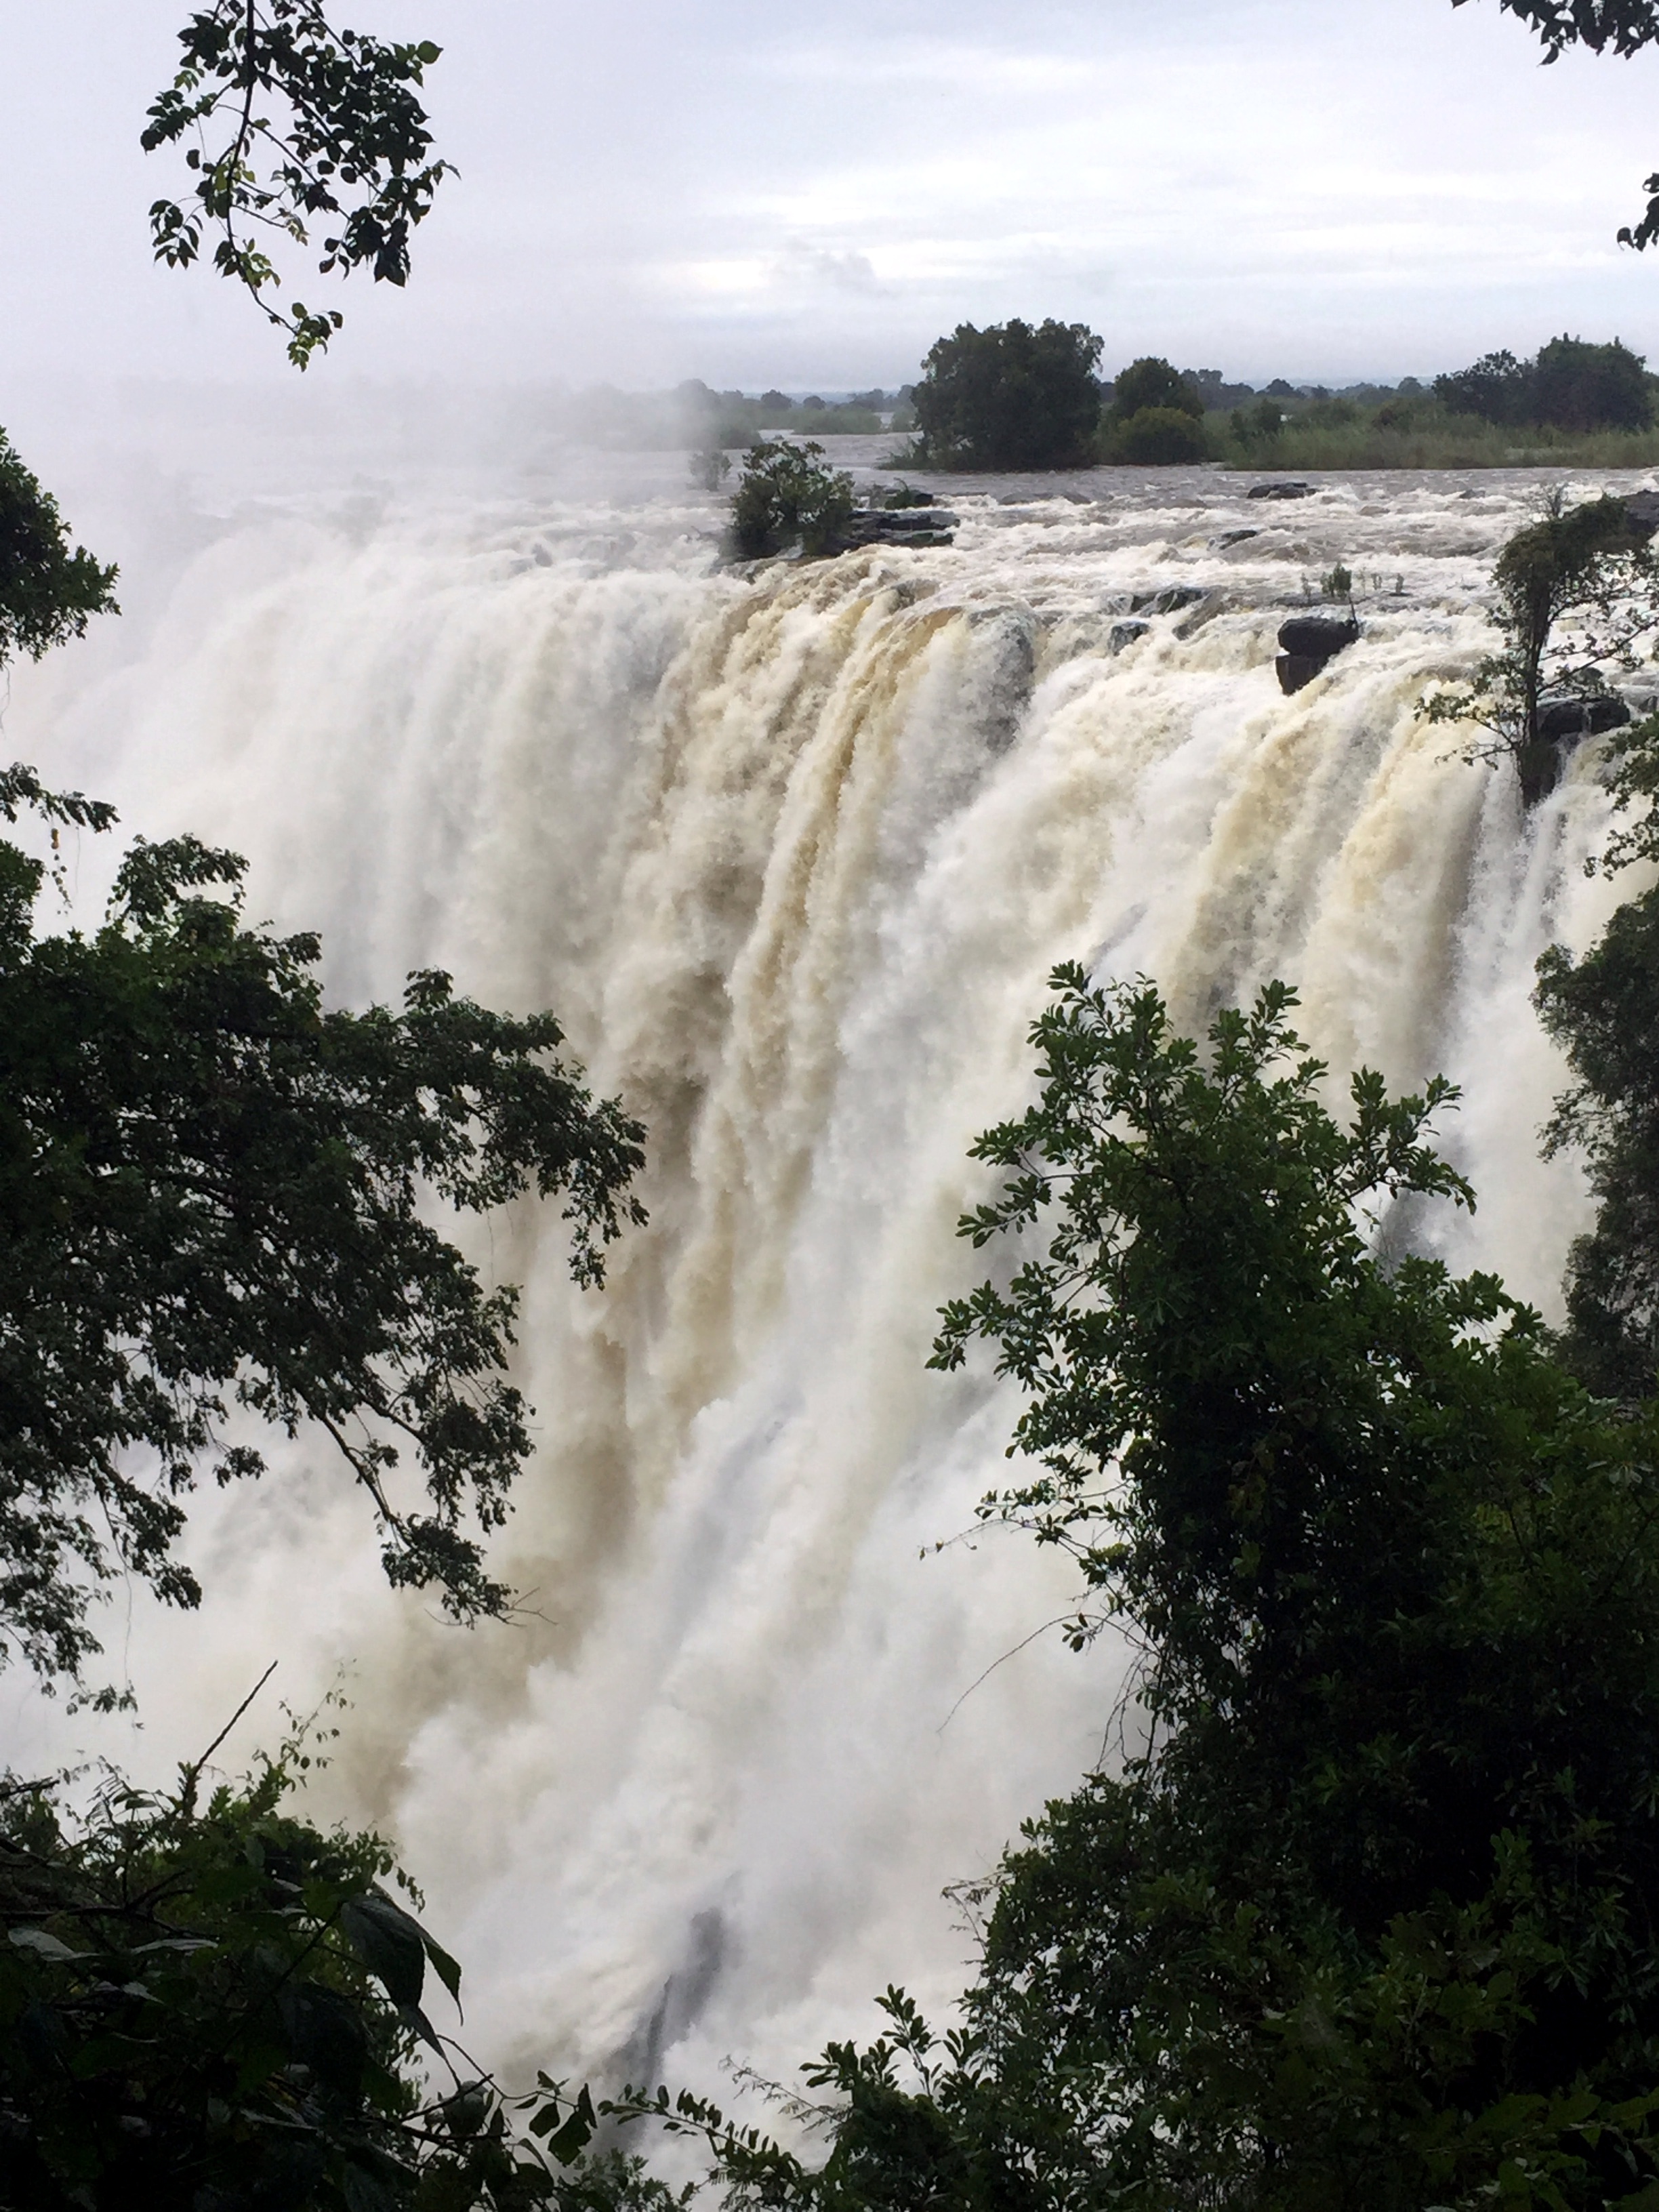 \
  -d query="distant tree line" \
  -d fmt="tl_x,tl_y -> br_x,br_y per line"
598,332 -> 1659,476
873,323 -> 1659,472
1435,336 -> 1655,431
